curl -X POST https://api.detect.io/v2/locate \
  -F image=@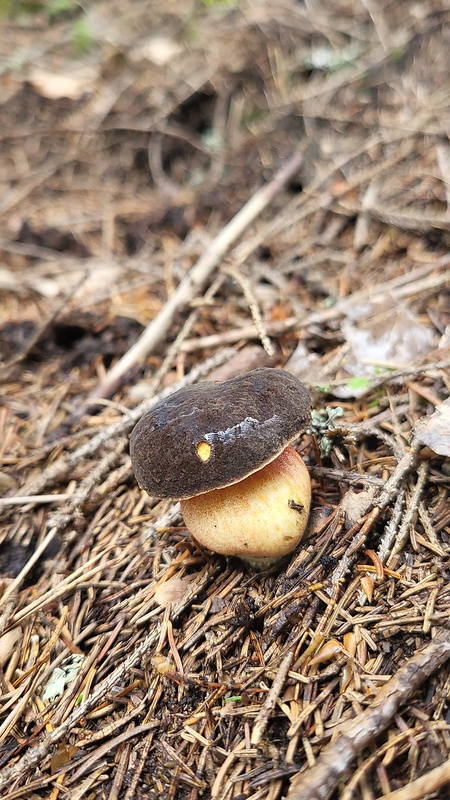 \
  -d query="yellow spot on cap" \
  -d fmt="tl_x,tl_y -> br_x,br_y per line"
196,441 -> 212,461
